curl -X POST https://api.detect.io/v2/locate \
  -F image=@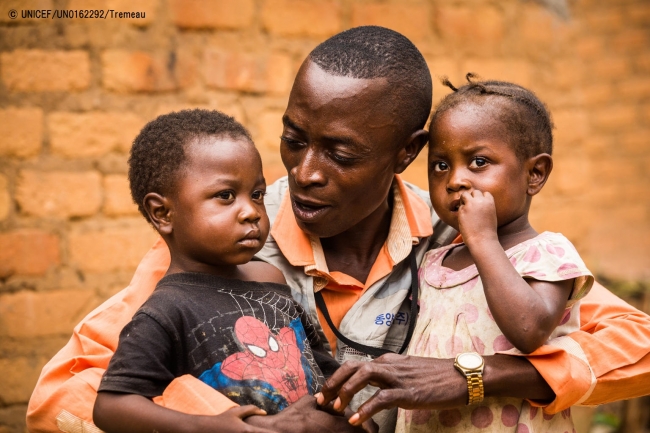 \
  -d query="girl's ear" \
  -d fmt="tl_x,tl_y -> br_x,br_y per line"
394,129 -> 429,174
143,193 -> 173,235
527,153 -> 553,196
